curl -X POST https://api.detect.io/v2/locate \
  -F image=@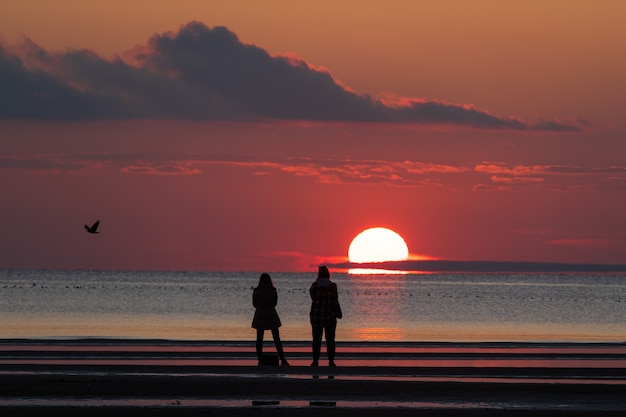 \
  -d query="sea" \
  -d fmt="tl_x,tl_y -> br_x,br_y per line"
1,269 -> 625,343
